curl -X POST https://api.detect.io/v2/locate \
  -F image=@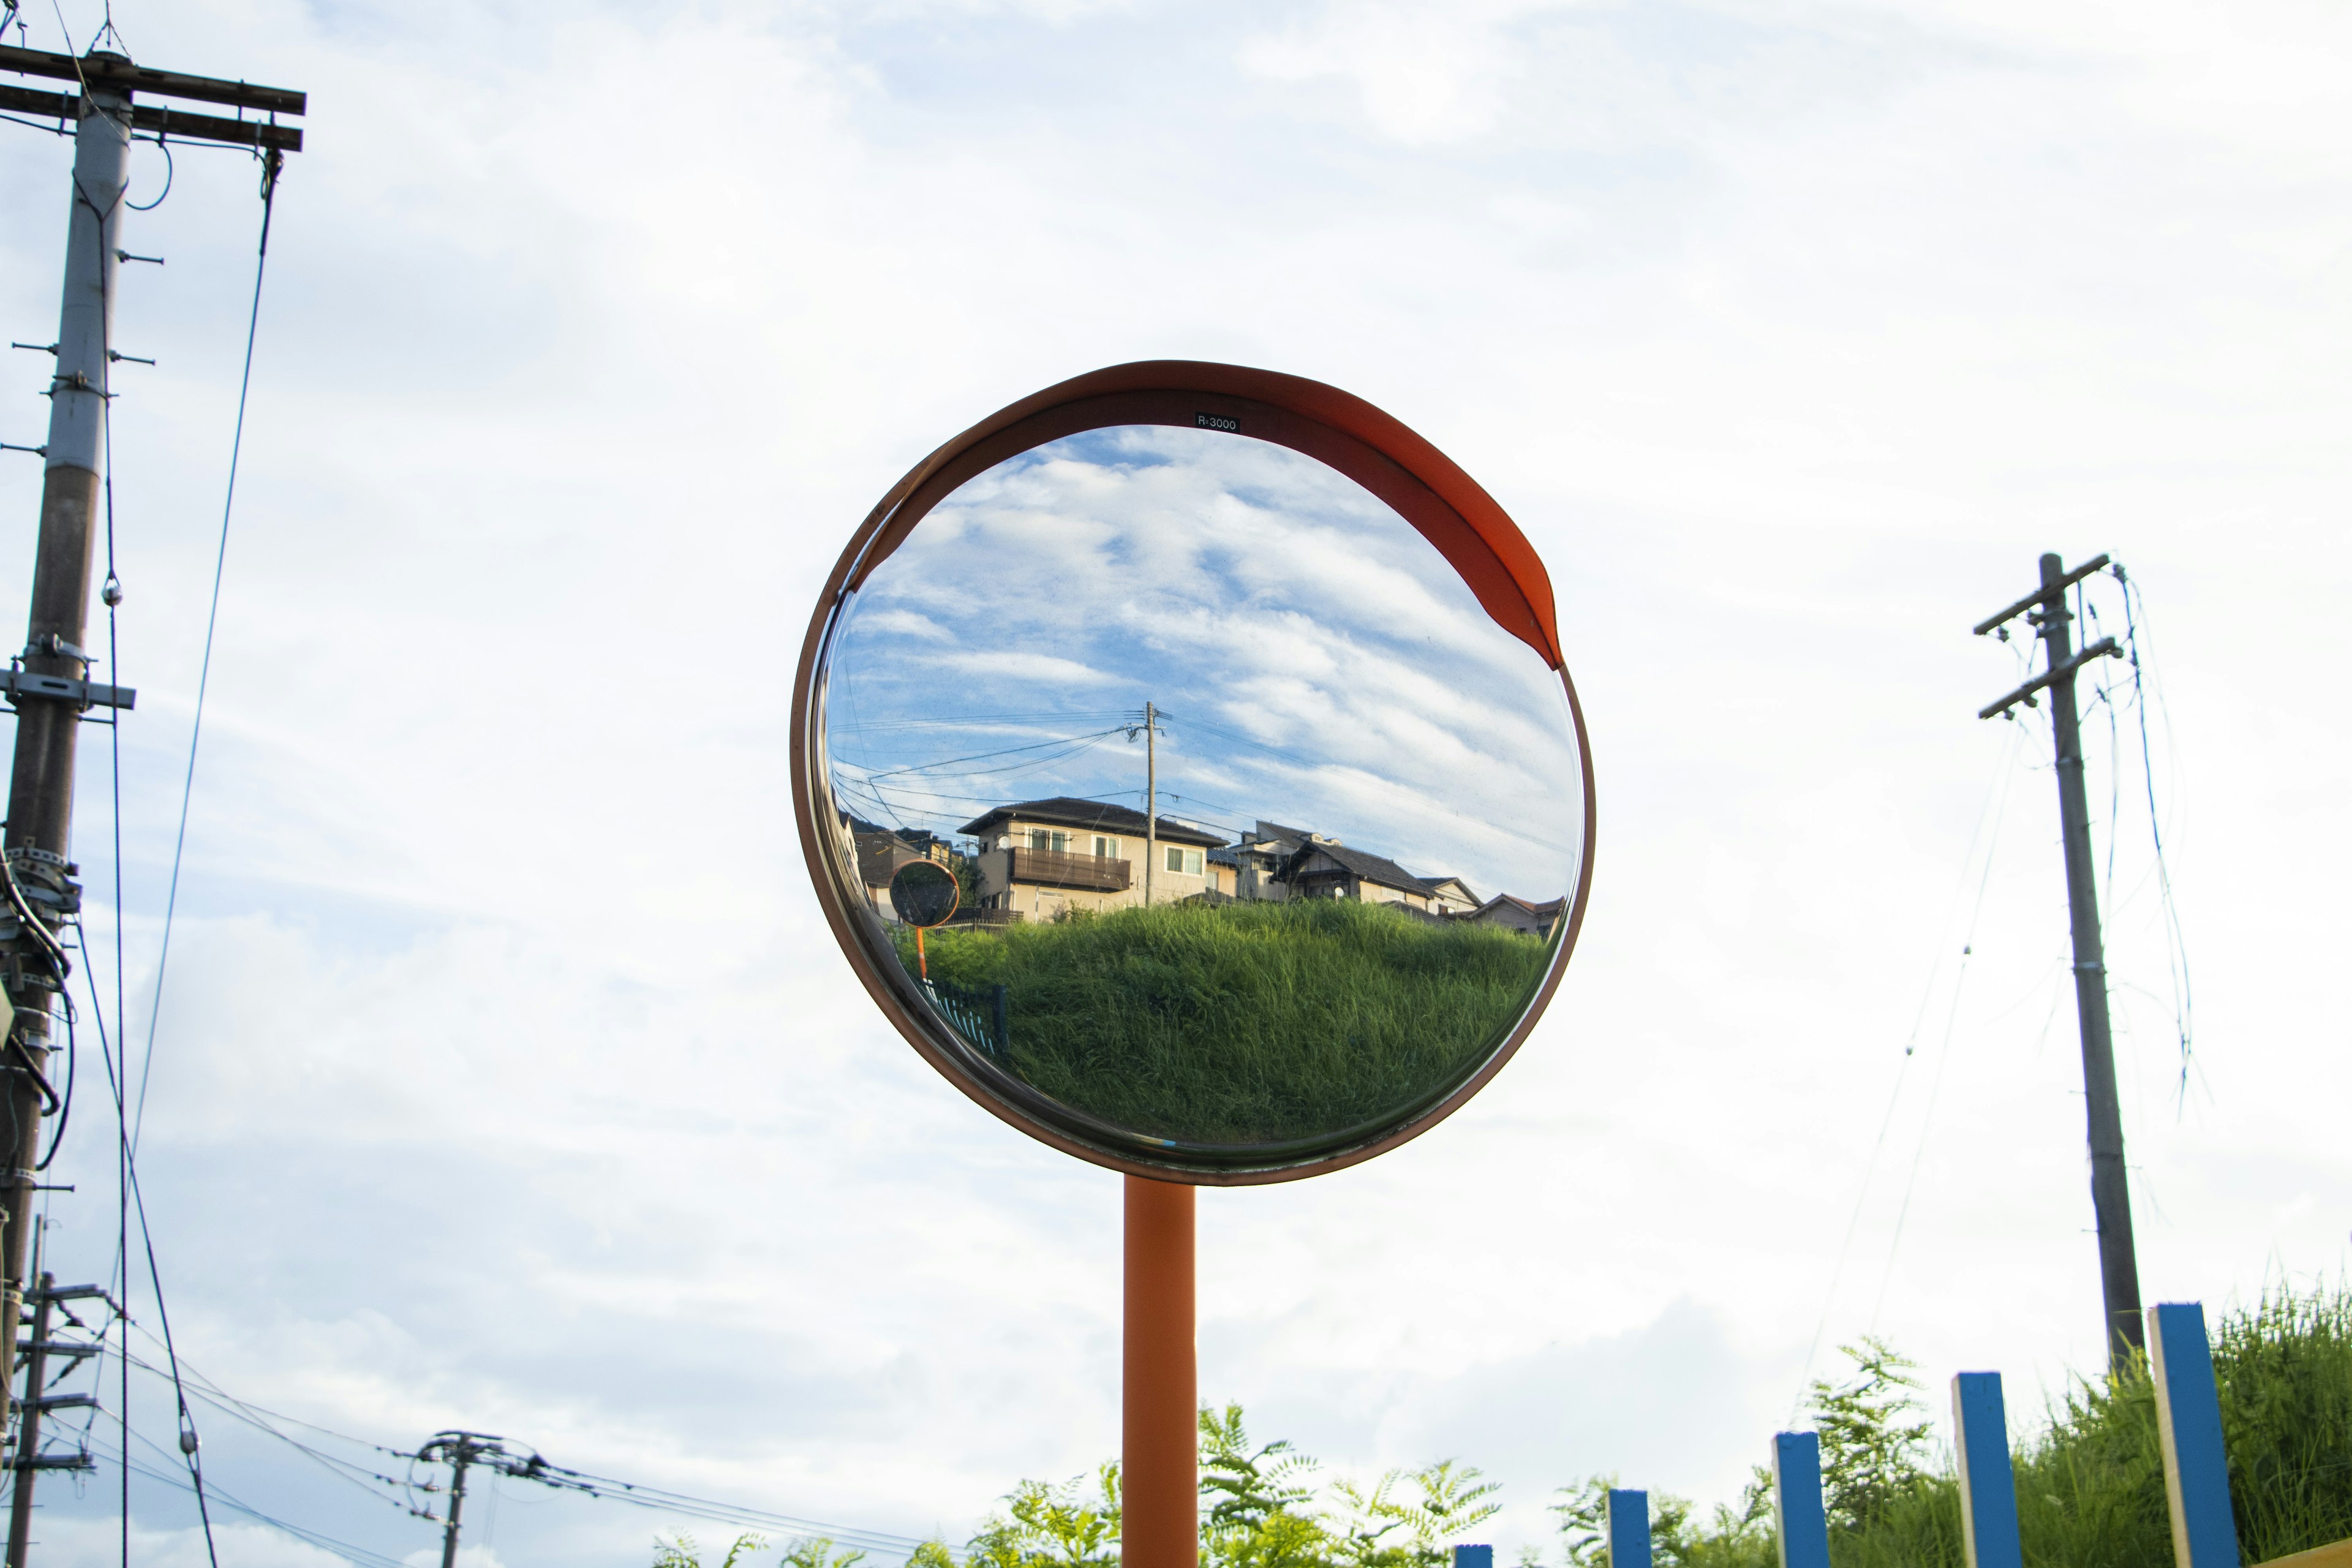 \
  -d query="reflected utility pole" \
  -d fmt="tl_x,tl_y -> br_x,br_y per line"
1974,552 -> 2139,1368
1128,703 -> 1159,906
